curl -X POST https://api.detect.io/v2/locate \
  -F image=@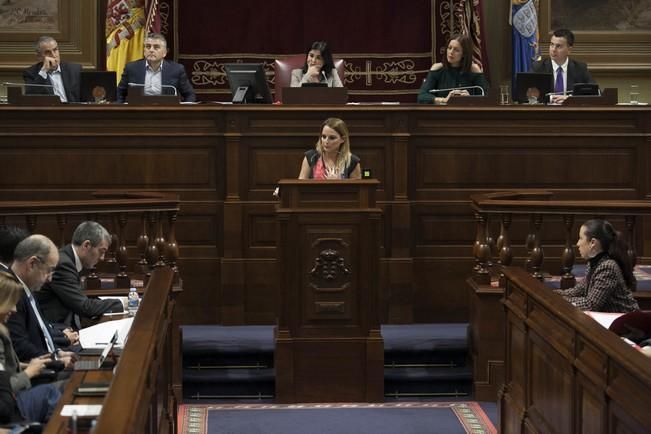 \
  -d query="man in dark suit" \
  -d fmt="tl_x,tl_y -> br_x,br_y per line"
36,221 -> 124,327
23,36 -> 81,103
117,32 -> 196,103
531,28 -> 594,103
6,235 -> 76,366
